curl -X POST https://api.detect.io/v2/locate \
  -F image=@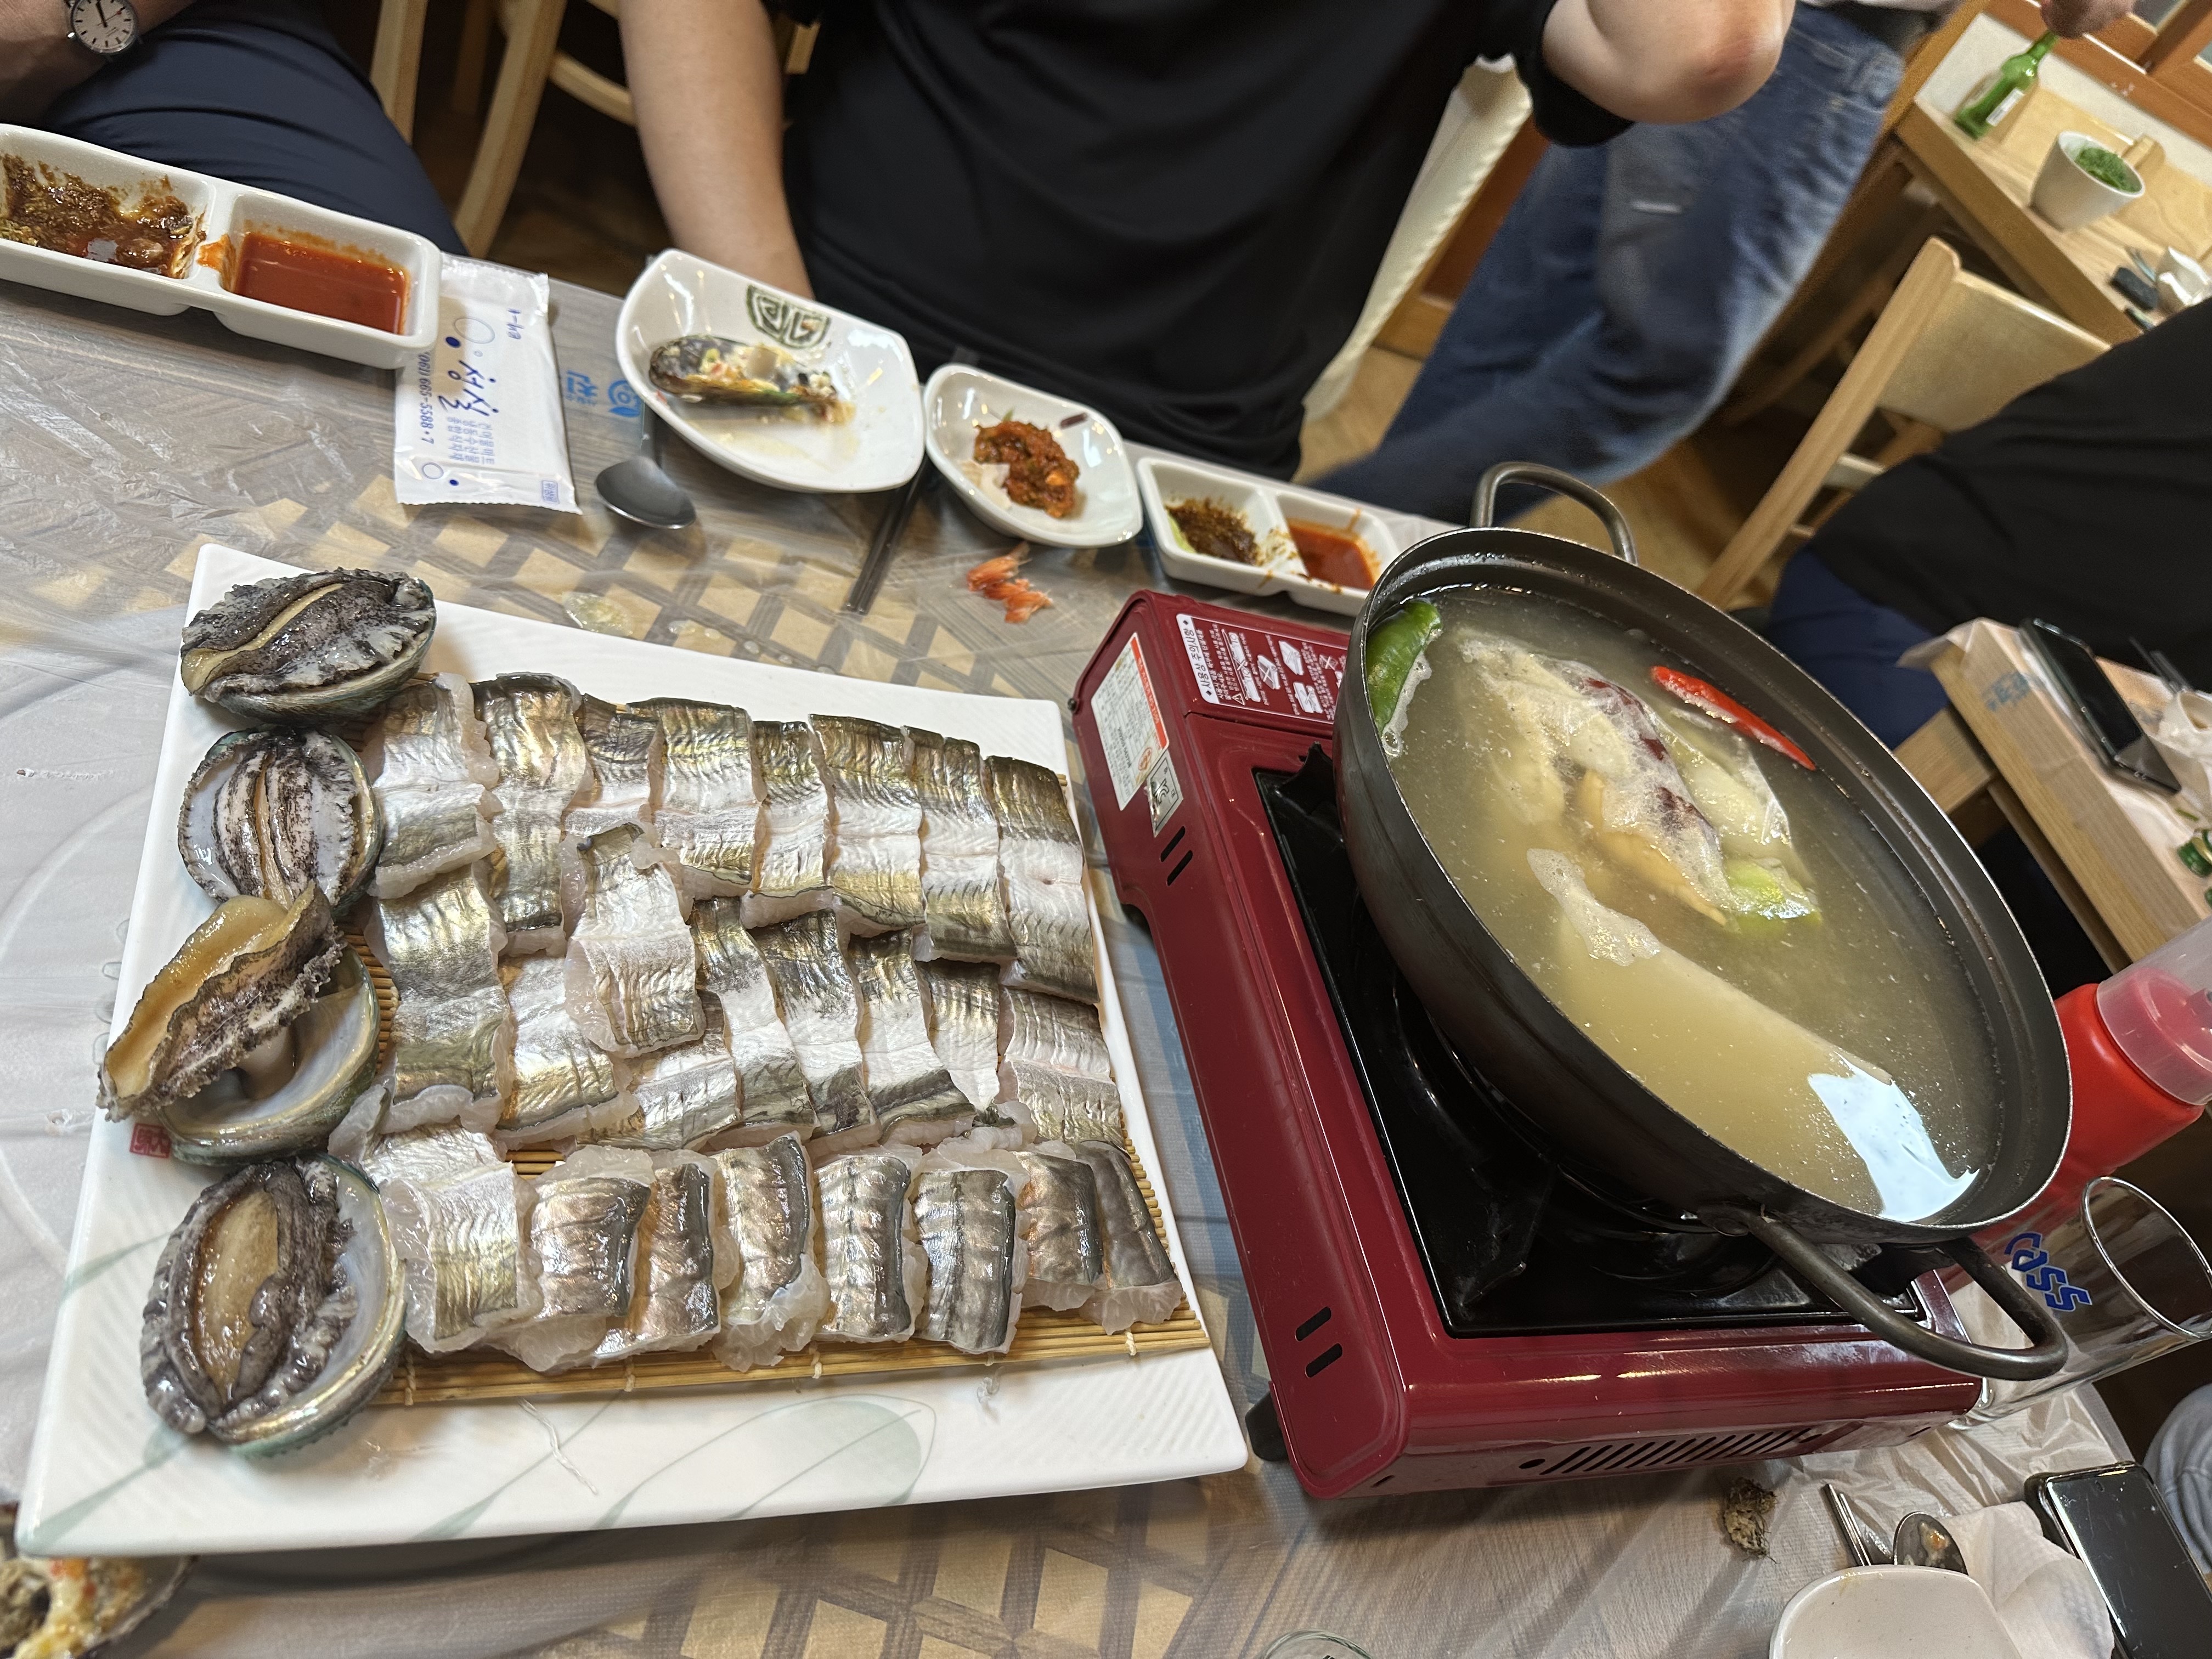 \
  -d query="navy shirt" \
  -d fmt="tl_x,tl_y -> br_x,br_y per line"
780,0 -> 1626,475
